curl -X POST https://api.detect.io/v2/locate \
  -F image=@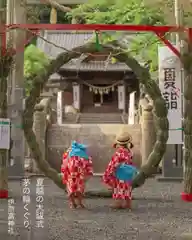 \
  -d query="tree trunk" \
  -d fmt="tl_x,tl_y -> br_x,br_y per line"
22,42 -> 169,192
182,41 -> 192,201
